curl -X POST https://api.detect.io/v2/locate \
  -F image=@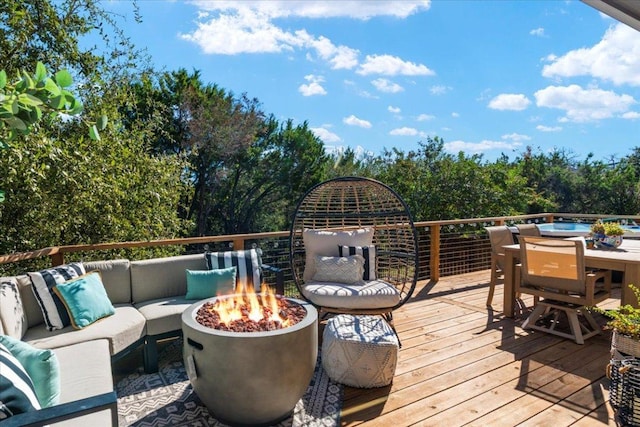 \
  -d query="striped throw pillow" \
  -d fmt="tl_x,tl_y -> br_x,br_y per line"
339,245 -> 377,280
28,263 -> 86,331
205,249 -> 262,292
0,343 -> 41,420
